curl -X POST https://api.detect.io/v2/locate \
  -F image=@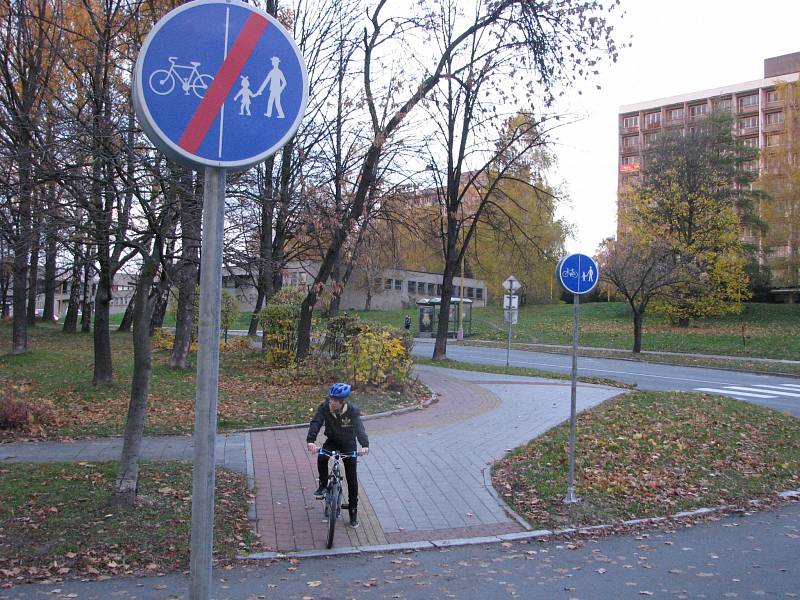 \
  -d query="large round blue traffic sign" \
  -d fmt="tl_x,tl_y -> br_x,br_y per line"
557,253 -> 599,295
133,0 -> 308,170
